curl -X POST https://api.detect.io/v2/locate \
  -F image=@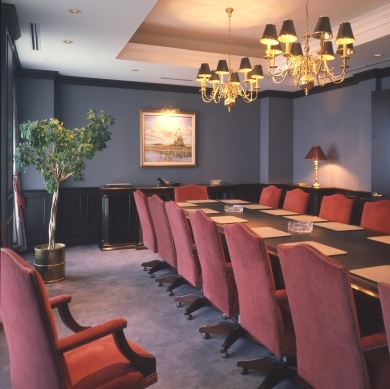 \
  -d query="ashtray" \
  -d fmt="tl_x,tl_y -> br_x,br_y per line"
224,204 -> 243,213
287,220 -> 313,233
